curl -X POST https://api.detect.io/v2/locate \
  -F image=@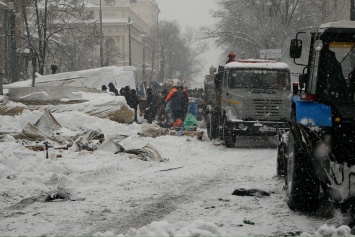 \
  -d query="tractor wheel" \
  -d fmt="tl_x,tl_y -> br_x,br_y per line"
207,111 -> 219,140
286,134 -> 320,211
223,118 -> 235,148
